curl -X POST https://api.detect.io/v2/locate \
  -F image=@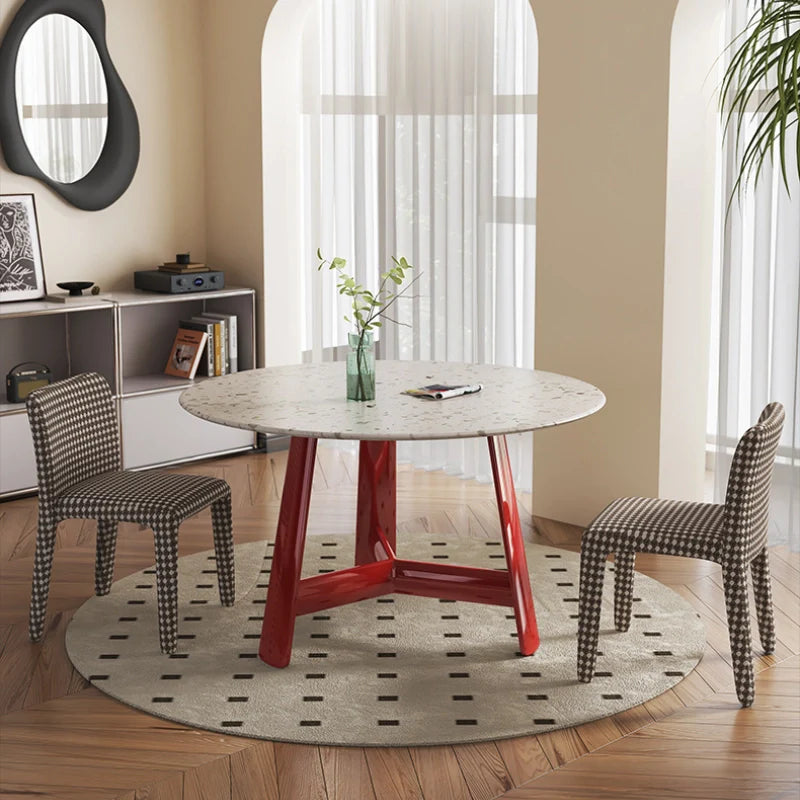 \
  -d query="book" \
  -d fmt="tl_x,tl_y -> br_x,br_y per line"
179,318 -> 215,377
159,262 -> 208,273
164,328 -> 208,379
192,315 -> 223,375
404,383 -> 483,400
200,312 -> 238,373
200,315 -> 228,374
